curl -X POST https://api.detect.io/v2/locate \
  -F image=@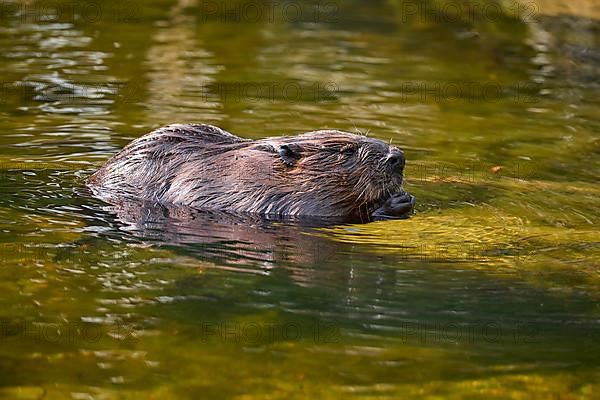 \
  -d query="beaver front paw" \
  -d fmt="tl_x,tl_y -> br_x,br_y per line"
372,192 -> 415,220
